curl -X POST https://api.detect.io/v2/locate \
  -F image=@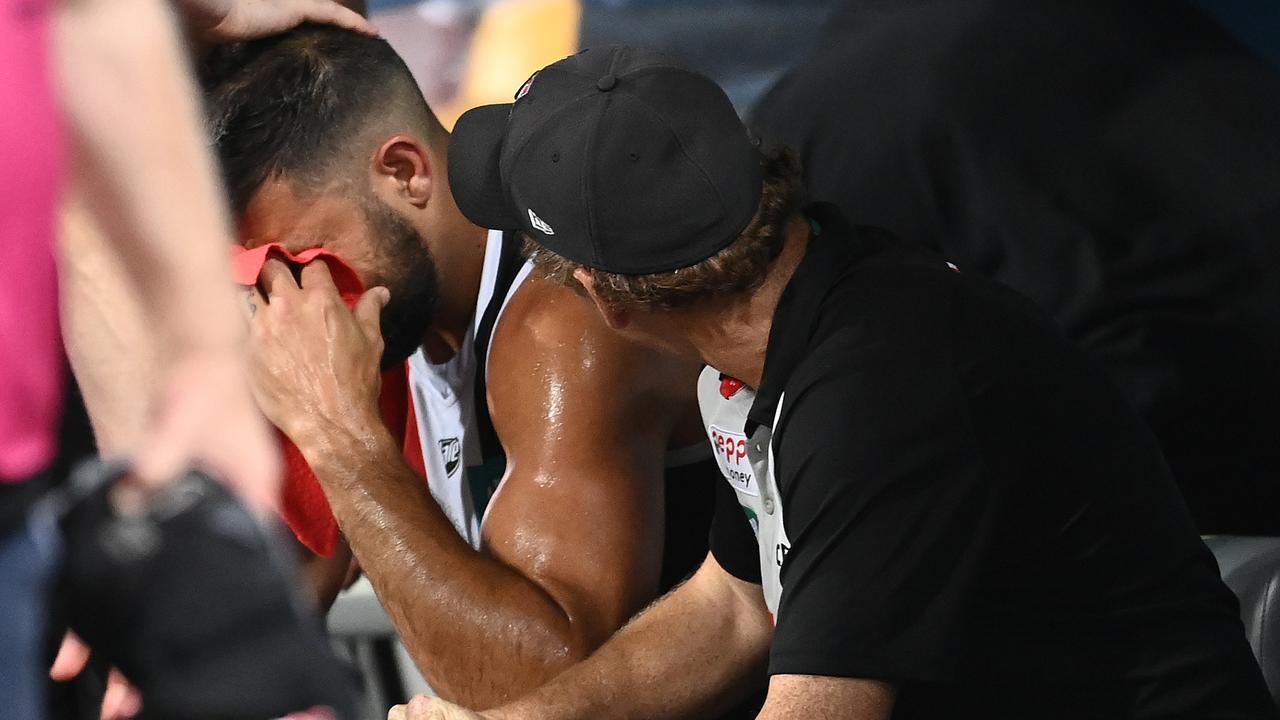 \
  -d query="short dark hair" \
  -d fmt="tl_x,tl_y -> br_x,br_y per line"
201,25 -> 441,214
524,144 -> 806,310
